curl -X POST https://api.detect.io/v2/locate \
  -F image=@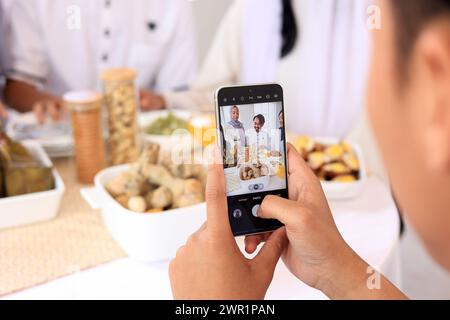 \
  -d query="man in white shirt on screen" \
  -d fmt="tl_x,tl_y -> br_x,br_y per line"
246,114 -> 271,163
